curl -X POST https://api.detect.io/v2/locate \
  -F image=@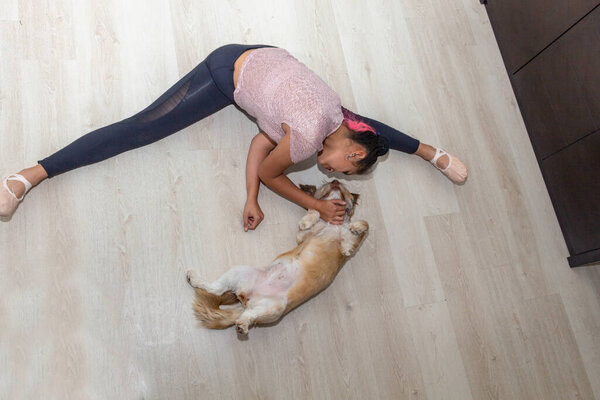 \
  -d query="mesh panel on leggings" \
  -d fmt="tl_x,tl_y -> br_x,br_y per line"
136,79 -> 192,123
